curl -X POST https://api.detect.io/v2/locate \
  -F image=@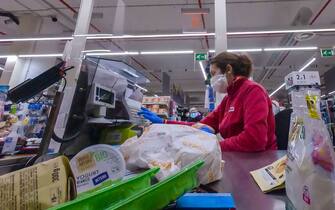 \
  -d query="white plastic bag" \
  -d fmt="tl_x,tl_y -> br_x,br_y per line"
286,88 -> 335,210
120,124 -> 223,184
